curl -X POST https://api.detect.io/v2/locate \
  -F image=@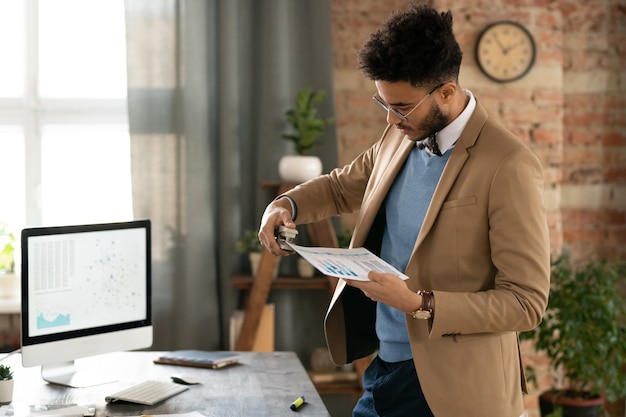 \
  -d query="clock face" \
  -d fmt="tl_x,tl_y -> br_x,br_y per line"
476,21 -> 536,83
